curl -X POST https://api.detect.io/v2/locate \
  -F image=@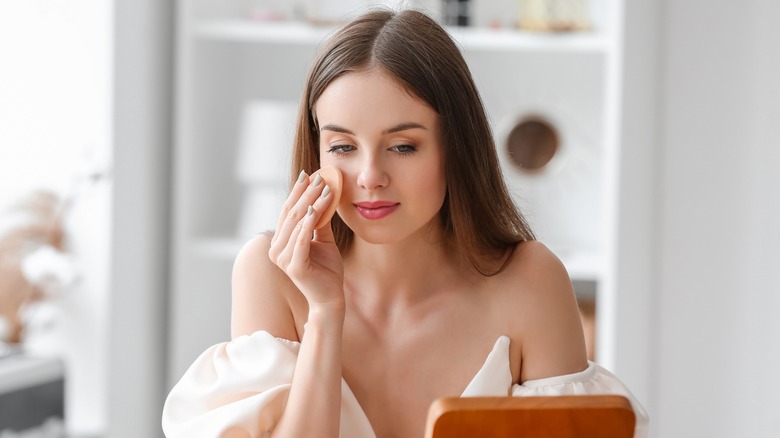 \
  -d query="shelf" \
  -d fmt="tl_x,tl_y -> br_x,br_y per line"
192,20 -> 609,53
191,237 -> 246,260
447,26 -> 609,53
172,0 -> 635,397
0,355 -> 64,395
193,20 -> 338,45
0,355 -> 65,433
